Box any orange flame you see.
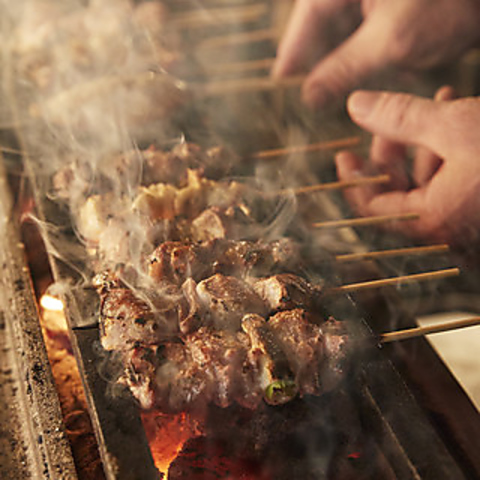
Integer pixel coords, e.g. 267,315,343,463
141,411,202,475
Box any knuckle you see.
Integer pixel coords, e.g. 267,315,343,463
388,36,413,65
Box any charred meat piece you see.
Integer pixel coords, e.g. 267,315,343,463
193,274,268,332
120,311,351,413
320,317,352,391
142,142,238,186
148,238,302,285
216,238,302,278
253,273,322,315
239,314,291,408
52,142,236,203
167,142,238,179
202,145,240,179
148,241,214,285
153,328,250,413
269,309,349,395
123,324,278,413
123,345,159,410
269,309,326,396
98,284,185,351
142,145,194,187
179,278,204,334
190,205,255,242
134,169,247,222
76,192,129,245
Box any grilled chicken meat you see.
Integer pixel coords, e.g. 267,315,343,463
253,273,322,315
148,238,302,285
53,143,238,202
193,274,268,332
190,205,255,242
96,273,186,350
120,313,350,413
99,268,324,346
133,168,246,222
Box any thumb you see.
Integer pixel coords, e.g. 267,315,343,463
347,90,445,151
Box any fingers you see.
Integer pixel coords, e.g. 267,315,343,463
369,135,410,191
335,150,379,214
347,90,446,153
336,150,434,239
412,85,456,185
272,0,354,78
301,15,389,106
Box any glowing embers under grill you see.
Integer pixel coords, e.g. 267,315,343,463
142,389,400,479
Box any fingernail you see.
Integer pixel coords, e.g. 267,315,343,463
347,91,379,120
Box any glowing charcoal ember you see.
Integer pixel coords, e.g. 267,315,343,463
168,436,270,480
141,410,199,476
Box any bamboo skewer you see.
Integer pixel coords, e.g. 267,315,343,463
284,174,390,196
335,244,450,263
250,136,362,160
312,213,419,230
0,145,26,156
242,175,390,199
207,58,276,76
199,28,277,49
171,4,268,28
328,267,460,295
198,74,305,97
380,316,480,343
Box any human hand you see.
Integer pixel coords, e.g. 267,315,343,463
272,0,480,107
335,87,480,247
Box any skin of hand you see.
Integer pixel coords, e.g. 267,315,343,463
335,88,480,248
272,0,480,107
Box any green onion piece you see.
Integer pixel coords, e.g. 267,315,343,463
264,379,297,405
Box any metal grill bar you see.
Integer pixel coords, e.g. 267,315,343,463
0,157,77,480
